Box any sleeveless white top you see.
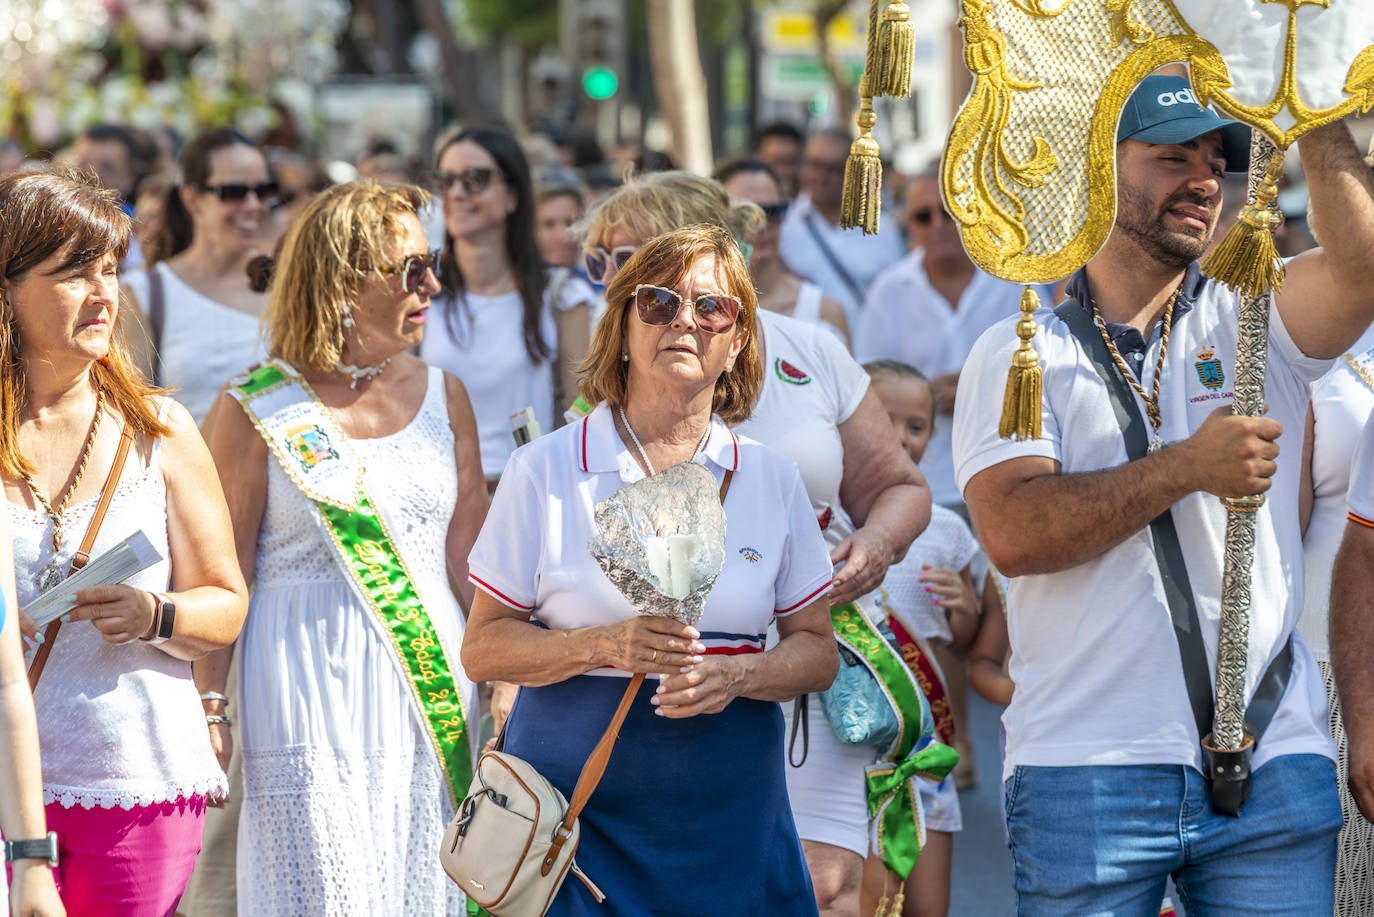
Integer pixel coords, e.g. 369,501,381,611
12,404,227,808
124,264,269,424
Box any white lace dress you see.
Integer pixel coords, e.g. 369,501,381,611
236,367,476,916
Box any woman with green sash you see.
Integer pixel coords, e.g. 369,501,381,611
199,180,489,915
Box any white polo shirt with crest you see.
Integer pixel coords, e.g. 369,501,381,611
468,402,834,675
953,264,1335,778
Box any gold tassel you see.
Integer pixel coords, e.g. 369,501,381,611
998,286,1043,441
888,890,906,917
841,87,883,235
874,895,890,917
874,0,915,98
1199,151,1286,298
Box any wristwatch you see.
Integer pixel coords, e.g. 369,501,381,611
140,593,176,645
4,831,58,868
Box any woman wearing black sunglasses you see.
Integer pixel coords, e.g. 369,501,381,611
122,128,276,424
716,160,851,349
421,127,592,488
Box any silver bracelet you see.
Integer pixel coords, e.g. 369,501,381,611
200,692,229,705
206,714,233,727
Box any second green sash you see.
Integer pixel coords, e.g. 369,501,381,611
831,600,959,881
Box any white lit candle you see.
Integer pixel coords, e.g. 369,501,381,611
646,537,671,594
668,534,698,599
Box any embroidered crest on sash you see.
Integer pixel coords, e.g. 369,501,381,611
288,422,339,471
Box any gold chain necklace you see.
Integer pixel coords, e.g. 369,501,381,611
1343,351,1374,395
23,389,105,593
1090,283,1181,454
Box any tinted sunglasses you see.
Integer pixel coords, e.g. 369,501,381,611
911,207,952,226
632,284,741,334
377,249,442,293
433,168,498,196
201,181,279,203
760,201,790,223
583,244,638,283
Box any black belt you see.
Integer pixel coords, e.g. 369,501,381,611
1054,299,1292,816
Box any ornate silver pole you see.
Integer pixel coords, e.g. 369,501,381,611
1204,130,1283,813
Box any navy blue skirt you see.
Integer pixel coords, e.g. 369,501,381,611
502,674,819,917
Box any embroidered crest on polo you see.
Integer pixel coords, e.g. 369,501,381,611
1194,346,1225,391
738,546,762,564
774,358,812,385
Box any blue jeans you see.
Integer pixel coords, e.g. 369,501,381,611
1004,755,1341,916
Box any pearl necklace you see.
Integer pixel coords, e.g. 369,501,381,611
335,357,392,389
617,405,711,476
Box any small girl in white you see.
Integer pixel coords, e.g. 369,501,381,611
861,359,979,917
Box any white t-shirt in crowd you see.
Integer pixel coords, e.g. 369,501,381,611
467,402,834,669
736,310,871,546
123,263,268,424
878,505,979,646
953,264,1335,780
1299,325,1374,662
778,192,905,324
854,250,1048,507
419,270,593,478
1348,408,1374,524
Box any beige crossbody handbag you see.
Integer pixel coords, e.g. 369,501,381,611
439,672,641,916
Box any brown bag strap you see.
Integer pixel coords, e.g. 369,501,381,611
540,467,734,874
28,424,136,691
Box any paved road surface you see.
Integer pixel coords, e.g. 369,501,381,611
948,693,1016,915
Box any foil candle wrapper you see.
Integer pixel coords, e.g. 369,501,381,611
588,462,727,625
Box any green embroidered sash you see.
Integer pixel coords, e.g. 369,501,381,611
231,361,473,807
831,600,959,881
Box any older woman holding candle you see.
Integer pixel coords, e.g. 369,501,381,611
462,224,838,916
573,171,930,917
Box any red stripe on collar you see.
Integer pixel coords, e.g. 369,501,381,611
580,415,590,472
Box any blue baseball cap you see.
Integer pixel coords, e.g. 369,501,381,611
1117,74,1251,172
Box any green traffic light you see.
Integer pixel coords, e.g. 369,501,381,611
582,65,619,100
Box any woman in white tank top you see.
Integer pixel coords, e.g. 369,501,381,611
717,160,851,348
3,165,248,916
420,128,592,485
122,128,275,423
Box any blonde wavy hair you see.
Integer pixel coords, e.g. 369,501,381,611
266,180,430,372
579,171,763,251
0,165,167,479
581,224,762,425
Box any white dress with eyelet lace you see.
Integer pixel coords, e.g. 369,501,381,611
236,366,476,917
11,409,228,810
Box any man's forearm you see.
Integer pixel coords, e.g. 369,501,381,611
1331,523,1374,740
971,447,1193,577
1303,122,1374,290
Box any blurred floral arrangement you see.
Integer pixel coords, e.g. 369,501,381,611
0,0,348,147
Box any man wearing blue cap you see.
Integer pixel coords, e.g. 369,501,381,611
952,71,1374,913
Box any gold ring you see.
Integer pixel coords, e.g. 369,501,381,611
650,649,658,663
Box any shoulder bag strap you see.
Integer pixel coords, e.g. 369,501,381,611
541,466,735,874
28,424,137,691
800,213,865,308
1053,300,1292,745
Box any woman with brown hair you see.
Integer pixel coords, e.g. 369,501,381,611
462,224,838,915
2,165,247,914
123,128,275,422
199,179,488,915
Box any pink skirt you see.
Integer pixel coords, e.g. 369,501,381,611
41,797,206,917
